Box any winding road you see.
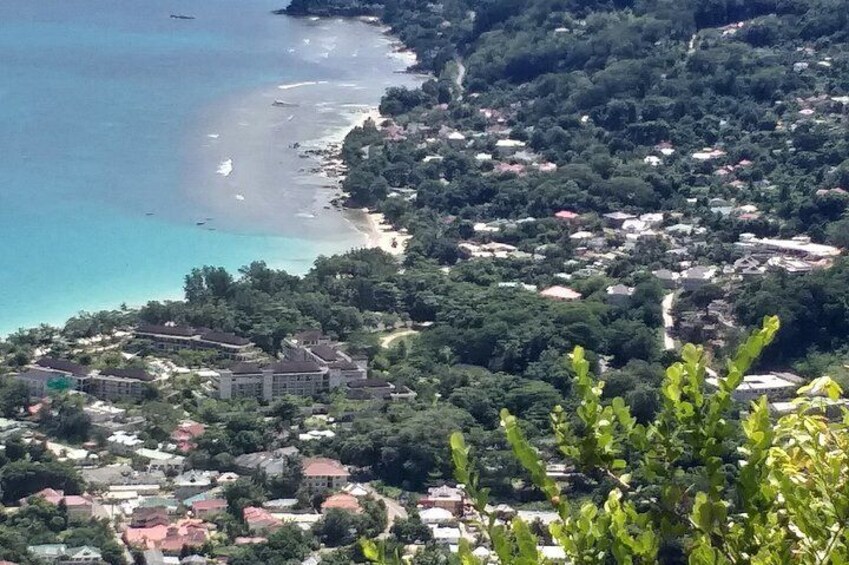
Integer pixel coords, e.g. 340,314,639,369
662,292,677,351
454,58,466,100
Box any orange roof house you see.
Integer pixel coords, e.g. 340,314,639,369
321,493,362,514
124,519,211,554
302,457,349,493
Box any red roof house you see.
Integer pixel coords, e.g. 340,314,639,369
124,519,211,554
554,210,579,221
243,506,282,534
191,498,227,518
170,420,206,452
22,488,93,520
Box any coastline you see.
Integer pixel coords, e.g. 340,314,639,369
306,21,422,258
0,8,422,336
314,105,414,257
179,17,422,251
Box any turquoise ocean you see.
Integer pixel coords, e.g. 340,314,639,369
0,0,418,333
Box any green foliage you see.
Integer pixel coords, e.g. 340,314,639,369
224,478,266,515
735,259,849,363
390,512,433,544
0,502,126,565
0,378,29,417
313,508,359,547
230,523,314,565
366,316,849,563
0,458,84,504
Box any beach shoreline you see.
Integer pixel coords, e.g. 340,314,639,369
300,21,423,258
308,104,415,257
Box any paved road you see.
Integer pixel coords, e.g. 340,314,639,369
366,486,408,535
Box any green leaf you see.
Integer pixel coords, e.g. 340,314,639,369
360,539,381,563
457,539,482,565
798,376,843,400
512,517,540,565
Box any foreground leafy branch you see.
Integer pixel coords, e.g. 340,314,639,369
364,316,849,563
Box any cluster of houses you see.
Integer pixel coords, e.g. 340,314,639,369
14,445,358,563
134,326,264,362
394,484,569,563
446,196,843,348
0,324,435,564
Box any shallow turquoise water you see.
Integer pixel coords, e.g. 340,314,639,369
0,0,409,332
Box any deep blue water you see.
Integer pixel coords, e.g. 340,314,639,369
0,0,411,333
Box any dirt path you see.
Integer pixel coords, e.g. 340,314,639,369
380,329,418,349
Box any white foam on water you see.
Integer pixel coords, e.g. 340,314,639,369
217,158,233,177
278,80,328,90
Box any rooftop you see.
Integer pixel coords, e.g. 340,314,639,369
200,332,251,346
136,325,197,337
707,373,801,392
321,493,362,513
34,357,90,376
310,344,341,362
303,457,348,478
539,286,582,301
100,367,155,382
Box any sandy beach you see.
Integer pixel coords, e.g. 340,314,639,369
312,105,413,257
345,208,411,256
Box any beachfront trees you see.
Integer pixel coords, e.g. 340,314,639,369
364,316,849,563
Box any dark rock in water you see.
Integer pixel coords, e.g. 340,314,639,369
170,14,196,20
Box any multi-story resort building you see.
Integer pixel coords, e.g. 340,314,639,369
134,325,262,361
214,360,329,401
89,368,154,401
13,358,154,402
214,333,367,401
